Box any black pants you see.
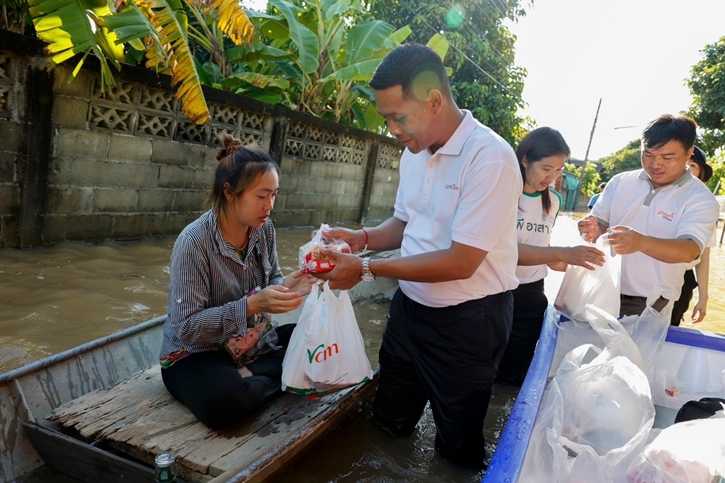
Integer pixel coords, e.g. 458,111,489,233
670,269,698,326
161,324,295,429
619,295,670,317
371,288,513,469
496,279,548,386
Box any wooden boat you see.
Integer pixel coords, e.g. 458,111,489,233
483,306,725,483
1,276,398,483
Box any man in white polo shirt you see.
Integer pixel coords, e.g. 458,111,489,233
578,114,719,316
316,43,522,469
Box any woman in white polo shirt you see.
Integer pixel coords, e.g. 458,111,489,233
497,127,605,385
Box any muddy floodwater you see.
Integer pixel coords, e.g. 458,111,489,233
4,216,725,483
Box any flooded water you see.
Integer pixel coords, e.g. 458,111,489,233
5,215,725,483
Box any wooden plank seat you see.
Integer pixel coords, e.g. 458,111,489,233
45,365,377,482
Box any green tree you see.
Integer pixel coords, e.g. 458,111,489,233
564,162,600,197
706,152,725,194
367,0,528,144
598,139,641,180
685,36,725,156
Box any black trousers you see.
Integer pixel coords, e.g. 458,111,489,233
670,269,698,326
161,324,295,429
371,288,513,469
496,279,548,386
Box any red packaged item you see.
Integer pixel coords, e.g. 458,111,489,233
299,223,352,274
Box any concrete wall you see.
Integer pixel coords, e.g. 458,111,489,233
0,31,402,248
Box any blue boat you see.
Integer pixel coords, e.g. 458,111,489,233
484,306,725,483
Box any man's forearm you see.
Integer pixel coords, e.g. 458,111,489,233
369,242,488,283
639,237,700,264
365,216,406,251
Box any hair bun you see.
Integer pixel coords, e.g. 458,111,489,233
216,134,244,161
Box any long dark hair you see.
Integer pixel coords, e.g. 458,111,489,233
205,135,280,216
516,127,570,214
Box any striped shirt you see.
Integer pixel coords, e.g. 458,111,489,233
159,209,284,363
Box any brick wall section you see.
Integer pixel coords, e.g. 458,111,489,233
0,50,25,247
0,32,403,247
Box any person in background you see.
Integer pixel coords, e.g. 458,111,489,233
496,127,605,385
159,137,316,429
314,43,522,469
670,146,714,325
588,181,607,209
578,114,720,316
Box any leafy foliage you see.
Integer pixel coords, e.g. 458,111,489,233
685,36,725,156
565,162,601,197
26,0,256,123
367,0,529,144
598,139,642,180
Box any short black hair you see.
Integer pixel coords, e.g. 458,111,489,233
642,114,697,151
370,43,450,98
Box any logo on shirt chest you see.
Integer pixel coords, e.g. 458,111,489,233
444,183,460,191
657,210,675,222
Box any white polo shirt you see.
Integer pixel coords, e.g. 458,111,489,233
590,169,719,299
393,110,522,307
515,189,562,284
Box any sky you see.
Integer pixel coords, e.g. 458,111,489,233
242,0,725,160
507,0,725,160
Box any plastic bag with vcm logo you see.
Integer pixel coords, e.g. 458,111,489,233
281,281,373,398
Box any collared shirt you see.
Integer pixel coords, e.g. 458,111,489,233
515,189,562,284
591,169,719,298
394,110,522,307
159,209,284,361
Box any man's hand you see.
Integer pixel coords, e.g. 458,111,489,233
247,285,305,315
578,215,601,243
312,250,363,290
321,227,366,253
607,226,645,255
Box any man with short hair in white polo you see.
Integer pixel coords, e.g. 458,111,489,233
578,114,720,316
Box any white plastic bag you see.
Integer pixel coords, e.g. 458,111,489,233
281,282,373,397
626,415,725,483
521,305,656,483
554,236,621,320
298,223,351,274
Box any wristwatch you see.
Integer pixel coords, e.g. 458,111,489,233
361,257,376,282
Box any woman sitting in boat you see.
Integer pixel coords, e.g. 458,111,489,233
159,136,316,429
496,127,606,386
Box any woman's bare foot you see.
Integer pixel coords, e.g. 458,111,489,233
237,366,253,378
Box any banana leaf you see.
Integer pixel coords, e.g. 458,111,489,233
268,0,318,74
190,0,254,46
28,0,124,86
345,20,393,66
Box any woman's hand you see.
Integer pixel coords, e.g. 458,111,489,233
691,299,707,323
563,245,606,270
247,285,305,315
282,270,317,296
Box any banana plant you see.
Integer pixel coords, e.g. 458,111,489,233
26,0,256,124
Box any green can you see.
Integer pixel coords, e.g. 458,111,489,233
154,451,177,482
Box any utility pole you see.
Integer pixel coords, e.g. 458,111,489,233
573,98,602,211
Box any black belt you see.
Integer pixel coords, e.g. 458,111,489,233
620,294,645,300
